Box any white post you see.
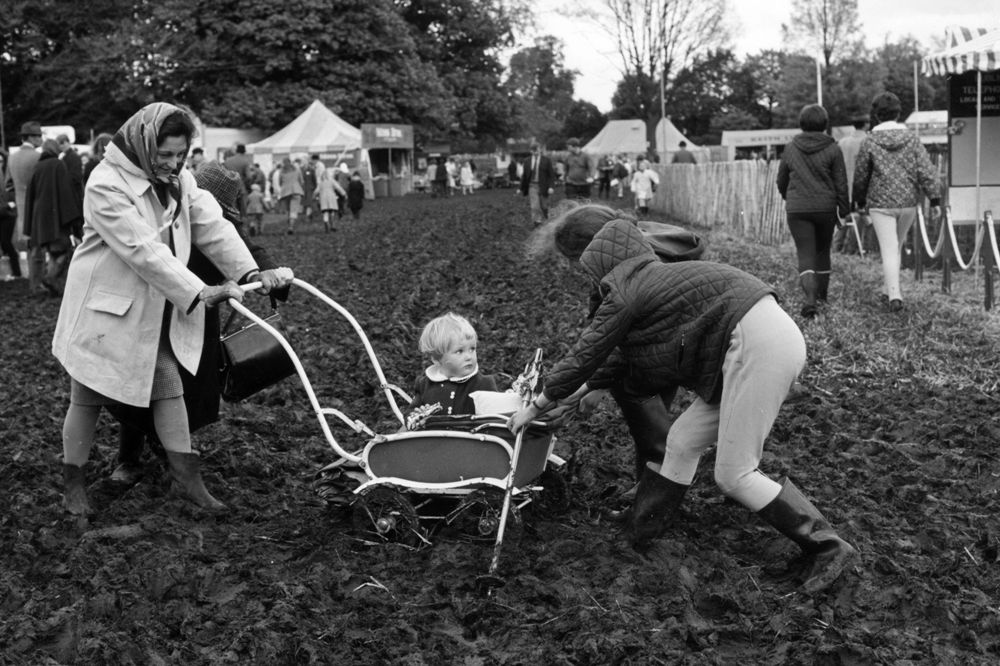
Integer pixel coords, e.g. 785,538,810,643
816,56,823,105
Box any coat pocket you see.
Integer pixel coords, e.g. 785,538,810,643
85,290,134,317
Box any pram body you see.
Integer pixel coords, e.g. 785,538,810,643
228,279,566,551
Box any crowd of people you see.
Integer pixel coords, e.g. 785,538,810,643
0,89,943,598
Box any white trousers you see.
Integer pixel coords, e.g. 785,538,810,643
658,296,806,511
868,207,916,301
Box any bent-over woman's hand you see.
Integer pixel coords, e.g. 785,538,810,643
506,404,538,433
200,281,243,307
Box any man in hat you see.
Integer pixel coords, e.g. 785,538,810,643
56,134,84,207
563,137,595,199
519,140,555,225
7,121,45,290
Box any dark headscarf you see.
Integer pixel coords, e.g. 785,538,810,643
111,102,187,210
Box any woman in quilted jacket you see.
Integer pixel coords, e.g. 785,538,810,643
776,104,850,318
509,219,856,594
853,92,941,311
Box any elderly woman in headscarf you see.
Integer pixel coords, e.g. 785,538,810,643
52,103,289,515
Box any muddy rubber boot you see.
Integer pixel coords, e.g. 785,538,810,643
816,273,830,303
627,462,688,547
612,388,675,482
165,451,226,511
111,423,145,485
757,478,857,594
63,464,93,515
799,272,818,318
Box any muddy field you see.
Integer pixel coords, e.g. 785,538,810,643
2,188,999,665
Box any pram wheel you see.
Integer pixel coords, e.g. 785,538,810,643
446,489,522,543
351,486,427,547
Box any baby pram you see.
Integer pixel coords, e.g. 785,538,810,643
229,278,567,580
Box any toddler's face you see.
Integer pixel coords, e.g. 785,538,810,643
436,337,478,378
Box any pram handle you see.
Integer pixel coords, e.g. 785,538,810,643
225,277,412,463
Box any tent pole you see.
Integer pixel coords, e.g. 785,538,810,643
976,70,982,225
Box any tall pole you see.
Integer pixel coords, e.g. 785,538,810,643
660,61,666,160
816,56,823,105
913,60,919,112
0,66,6,150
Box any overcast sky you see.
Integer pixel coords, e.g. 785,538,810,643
529,0,1000,111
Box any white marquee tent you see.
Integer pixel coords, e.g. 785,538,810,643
581,119,649,156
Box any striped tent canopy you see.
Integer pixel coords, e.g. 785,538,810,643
923,25,1000,76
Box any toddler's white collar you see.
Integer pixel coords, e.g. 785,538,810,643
425,364,479,383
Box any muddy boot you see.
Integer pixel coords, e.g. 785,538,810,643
627,462,688,547
111,423,145,485
757,478,857,594
63,463,93,515
816,273,830,304
799,272,818,318
165,451,226,511
613,388,674,482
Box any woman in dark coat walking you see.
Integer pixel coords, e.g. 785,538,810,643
776,104,850,317
23,139,83,295
509,219,856,594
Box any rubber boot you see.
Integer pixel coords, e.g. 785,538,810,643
627,462,689,547
63,464,93,515
756,478,857,594
165,451,226,511
612,388,675,481
799,272,818,318
816,273,830,303
111,423,145,485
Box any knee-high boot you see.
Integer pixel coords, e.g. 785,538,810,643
799,272,818,318
756,478,857,593
112,423,146,484
612,388,675,481
165,451,226,511
627,462,689,547
63,463,93,515
816,273,830,303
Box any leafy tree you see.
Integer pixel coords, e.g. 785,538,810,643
667,49,738,143
781,0,863,68
562,100,607,145
504,36,577,145
576,0,727,141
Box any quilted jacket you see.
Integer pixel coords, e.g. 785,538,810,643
852,121,941,209
543,220,776,404
776,132,850,216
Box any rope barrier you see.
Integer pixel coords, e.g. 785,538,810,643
945,209,984,271
985,211,1000,269
915,205,947,259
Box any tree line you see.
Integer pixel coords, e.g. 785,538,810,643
1,0,948,153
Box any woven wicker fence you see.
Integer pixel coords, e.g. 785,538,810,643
651,161,789,246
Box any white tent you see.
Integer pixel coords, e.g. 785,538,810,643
654,117,709,163
922,25,1000,221
248,99,361,158
581,119,649,156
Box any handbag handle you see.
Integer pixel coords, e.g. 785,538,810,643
222,301,279,337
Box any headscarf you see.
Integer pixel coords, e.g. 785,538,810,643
111,102,188,209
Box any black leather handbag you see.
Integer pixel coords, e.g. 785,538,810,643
219,308,295,402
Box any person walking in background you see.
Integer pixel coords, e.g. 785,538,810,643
630,158,659,216
23,139,84,296
459,160,475,195
223,143,252,192
347,171,365,220
56,134,84,208
612,155,631,199
597,155,615,199
0,151,22,280
433,157,448,198
301,155,318,224
672,141,697,165
563,138,595,198
278,157,304,235
519,140,555,226
187,147,206,175
246,183,266,236
776,104,850,318
853,92,941,312
8,121,44,291
832,116,872,254
315,166,347,231
83,133,113,184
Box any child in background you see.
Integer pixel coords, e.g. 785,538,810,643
347,172,365,221
409,313,498,418
246,183,265,236
630,158,659,216
459,160,475,195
